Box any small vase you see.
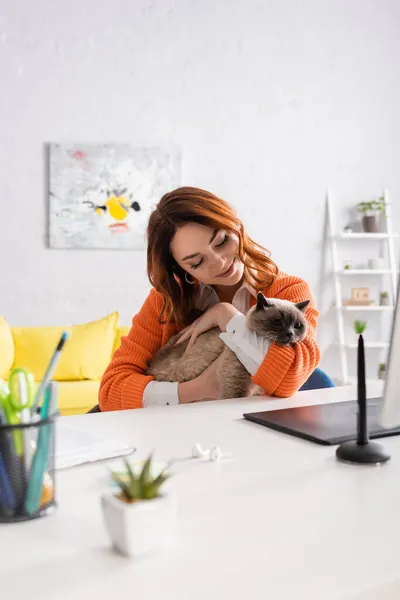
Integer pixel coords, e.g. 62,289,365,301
101,493,176,558
380,295,389,306
362,215,380,233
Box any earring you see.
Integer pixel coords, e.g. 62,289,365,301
185,272,195,285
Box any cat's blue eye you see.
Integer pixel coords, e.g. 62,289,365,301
190,258,204,270
294,322,302,329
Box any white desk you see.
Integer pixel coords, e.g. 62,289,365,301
2,383,400,600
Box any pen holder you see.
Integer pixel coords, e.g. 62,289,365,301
0,416,56,523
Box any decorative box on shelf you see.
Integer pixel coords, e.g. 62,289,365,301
343,288,372,307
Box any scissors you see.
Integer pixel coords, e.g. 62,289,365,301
0,368,35,457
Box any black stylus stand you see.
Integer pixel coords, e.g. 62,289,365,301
336,334,391,465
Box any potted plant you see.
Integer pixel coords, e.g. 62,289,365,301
378,363,386,380
101,455,176,558
356,197,386,233
380,291,389,306
354,320,367,335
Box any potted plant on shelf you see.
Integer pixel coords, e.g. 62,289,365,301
101,455,176,558
354,320,367,335
378,363,386,380
356,197,386,233
380,291,390,306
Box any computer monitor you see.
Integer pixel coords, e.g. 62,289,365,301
379,275,400,428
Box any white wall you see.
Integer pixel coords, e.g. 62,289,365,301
1,0,399,381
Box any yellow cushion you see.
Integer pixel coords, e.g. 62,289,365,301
12,312,118,382
32,380,100,416
0,317,15,378
57,380,100,416
113,325,130,353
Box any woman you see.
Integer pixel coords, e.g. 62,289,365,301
99,187,320,411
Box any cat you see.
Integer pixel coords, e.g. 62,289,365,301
146,293,310,400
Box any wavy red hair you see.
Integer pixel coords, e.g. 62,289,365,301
147,187,279,326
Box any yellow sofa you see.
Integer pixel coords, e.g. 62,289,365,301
0,314,130,416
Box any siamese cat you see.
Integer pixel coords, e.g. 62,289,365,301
146,293,310,399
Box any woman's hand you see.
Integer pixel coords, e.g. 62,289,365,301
178,355,224,403
175,303,240,351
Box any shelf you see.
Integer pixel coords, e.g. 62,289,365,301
336,305,394,311
338,269,393,275
327,189,398,385
336,342,390,349
333,233,398,240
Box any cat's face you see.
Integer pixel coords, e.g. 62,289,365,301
246,293,310,346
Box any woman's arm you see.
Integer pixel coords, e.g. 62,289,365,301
251,275,320,397
143,378,218,406
99,289,166,411
99,289,220,411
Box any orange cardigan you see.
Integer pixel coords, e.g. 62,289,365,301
99,271,321,411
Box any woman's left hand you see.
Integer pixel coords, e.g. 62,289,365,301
175,303,240,351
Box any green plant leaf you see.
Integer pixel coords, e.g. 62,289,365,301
123,458,141,500
151,471,169,489
113,454,170,501
142,473,169,499
113,474,132,501
139,454,153,493
141,483,158,500
354,320,367,334
124,458,136,482
356,198,386,215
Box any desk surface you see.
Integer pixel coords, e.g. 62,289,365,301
2,383,400,600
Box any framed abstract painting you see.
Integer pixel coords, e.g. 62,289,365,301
49,144,181,249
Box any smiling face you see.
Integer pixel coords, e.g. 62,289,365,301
170,222,244,287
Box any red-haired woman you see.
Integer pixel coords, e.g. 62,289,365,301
99,187,320,411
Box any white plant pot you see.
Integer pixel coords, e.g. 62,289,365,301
101,492,176,558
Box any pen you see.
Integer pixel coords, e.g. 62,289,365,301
0,414,16,516
32,331,69,413
48,381,58,417
24,385,55,516
0,451,16,517
0,420,24,508
0,381,9,423
17,372,33,475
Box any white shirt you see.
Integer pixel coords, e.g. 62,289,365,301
142,282,271,407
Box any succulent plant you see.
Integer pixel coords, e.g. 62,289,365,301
354,320,367,334
112,455,170,503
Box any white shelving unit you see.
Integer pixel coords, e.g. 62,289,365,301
335,342,390,349
338,269,393,275
334,233,398,240
327,188,399,384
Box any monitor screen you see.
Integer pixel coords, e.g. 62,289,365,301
380,275,400,428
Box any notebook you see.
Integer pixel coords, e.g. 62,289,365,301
53,422,135,470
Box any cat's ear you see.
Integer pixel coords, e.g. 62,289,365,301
295,300,310,312
256,292,273,309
